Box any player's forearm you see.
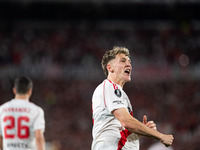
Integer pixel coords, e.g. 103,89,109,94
36,140,45,150
114,108,163,140
35,129,45,150
36,137,45,150
0,136,3,150
36,144,45,150
123,117,162,140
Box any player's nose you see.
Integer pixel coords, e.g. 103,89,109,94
126,61,131,67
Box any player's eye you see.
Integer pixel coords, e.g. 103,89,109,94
121,59,126,62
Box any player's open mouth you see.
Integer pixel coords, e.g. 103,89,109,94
124,69,130,75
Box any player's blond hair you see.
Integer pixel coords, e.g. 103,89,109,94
101,46,130,77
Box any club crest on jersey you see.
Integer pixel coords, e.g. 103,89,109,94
114,89,122,97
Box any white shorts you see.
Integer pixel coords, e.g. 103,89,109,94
92,141,117,150
92,134,139,150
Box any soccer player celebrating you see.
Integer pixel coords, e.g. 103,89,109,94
0,76,45,150
92,47,174,150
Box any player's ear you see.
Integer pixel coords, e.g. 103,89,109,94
13,87,16,95
28,88,32,96
107,64,114,73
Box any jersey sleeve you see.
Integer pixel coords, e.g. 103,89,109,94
33,107,45,132
104,81,126,112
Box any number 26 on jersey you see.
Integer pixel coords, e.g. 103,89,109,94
3,116,30,139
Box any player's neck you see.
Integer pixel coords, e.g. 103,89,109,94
15,94,30,101
107,75,125,89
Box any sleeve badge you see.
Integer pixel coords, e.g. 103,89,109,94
114,89,122,97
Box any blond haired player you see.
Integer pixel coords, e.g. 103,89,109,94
0,76,45,150
92,47,174,150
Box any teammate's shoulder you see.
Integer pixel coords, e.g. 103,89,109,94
29,102,44,111
0,100,12,107
0,101,13,113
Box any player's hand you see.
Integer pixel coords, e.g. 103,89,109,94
143,115,157,130
160,134,174,147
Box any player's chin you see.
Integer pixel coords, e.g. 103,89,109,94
123,74,131,82
125,77,131,82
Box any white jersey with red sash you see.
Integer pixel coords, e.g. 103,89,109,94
92,79,139,150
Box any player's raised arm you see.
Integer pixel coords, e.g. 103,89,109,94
113,108,174,147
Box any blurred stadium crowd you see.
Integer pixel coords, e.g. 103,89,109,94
0,20,200,150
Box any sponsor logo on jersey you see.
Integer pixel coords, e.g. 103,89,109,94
7,142,29,148
113,100,124,105
114,89,122,97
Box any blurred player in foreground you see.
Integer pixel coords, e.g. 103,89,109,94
91,47,174,150
0,76,45,150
